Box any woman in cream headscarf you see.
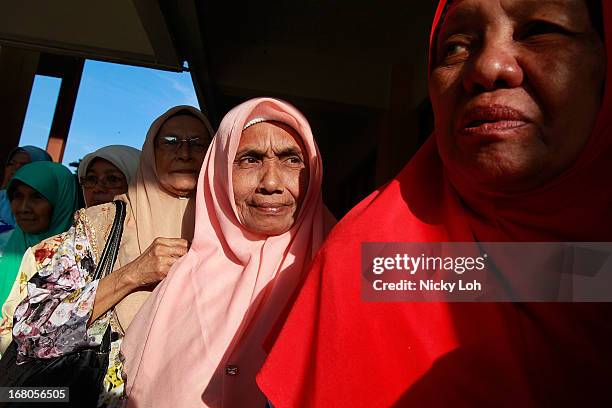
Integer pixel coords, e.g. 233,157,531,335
77,145,141,207
11,106,214,407
122,97,334,408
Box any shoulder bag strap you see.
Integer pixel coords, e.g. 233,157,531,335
93,200,126,281
92,200,126,352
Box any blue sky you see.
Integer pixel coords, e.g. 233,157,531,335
19,60,199,168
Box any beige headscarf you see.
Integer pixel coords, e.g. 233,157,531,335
77,145,141,184
114,105,214,330
77,145,141,207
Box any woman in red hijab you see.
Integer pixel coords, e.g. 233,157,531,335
257,0,612,406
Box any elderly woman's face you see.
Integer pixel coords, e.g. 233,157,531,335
10,182,53,234
429,0,605,191
233,122,309,236
81,158,128,207
155,114,211,197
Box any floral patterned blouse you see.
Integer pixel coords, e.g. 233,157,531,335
11,204,126,408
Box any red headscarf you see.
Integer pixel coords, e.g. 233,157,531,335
257,1,612,407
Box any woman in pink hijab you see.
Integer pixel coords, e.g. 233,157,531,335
122,97,332,407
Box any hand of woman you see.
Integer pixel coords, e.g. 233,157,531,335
90,237,189,324
121,237,189,287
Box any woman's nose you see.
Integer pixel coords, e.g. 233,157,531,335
17,198,32,213
92,182,107,194
258,161,283,194
176,140,193,160
463,36,524,94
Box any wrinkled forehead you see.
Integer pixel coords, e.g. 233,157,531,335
243,101,303,133
240,105,310,148
243,118,300,137
239,120,307,153
157,113,212,138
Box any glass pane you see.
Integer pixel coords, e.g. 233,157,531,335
19,75,61,150
63,60,199,168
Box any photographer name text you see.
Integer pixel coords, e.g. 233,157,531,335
372,279,482,292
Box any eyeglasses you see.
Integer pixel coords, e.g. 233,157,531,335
80,175,126,189
156,135,208,153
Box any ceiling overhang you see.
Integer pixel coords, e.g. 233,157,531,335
0,0,183,71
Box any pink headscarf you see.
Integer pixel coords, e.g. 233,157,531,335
122,97,328,407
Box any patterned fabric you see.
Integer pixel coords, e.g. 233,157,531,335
0,247,32,354
12,207,125,408
0,162,79,307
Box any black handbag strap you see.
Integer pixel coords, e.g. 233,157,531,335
93,200,126,281
92,200,126,353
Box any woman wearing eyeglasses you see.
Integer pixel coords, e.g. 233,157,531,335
6,106,214,407
78,145,141,207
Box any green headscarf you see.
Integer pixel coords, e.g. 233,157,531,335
0,162,79,305
1,146,53,227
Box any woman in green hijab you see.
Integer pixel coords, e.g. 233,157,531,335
0,146,53,252
0,161,79,306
